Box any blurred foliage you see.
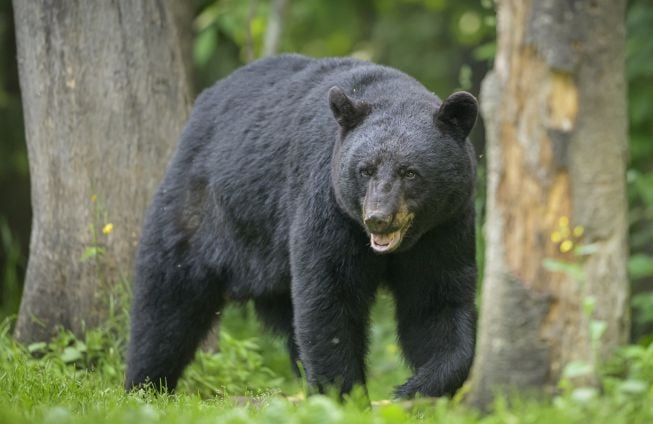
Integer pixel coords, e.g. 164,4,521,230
191,0,495,101
0,0,28,320
0,217,23,317
626,0,653,341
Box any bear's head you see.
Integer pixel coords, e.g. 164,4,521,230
329,86,478,254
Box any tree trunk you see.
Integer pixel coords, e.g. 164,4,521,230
468,0,629,408
263,0,288,57
166,0,195,94
13,0,191,343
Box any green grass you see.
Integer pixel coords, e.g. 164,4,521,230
2,293,653,423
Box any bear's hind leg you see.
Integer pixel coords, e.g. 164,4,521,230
125,260,224,392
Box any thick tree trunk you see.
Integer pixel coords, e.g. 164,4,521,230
166,0,195,93
468,0,629,408
13,0,191,343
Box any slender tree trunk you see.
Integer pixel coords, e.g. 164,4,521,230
244,0,260,63
468,0,629,408
263,0,288,57
13,0,191,343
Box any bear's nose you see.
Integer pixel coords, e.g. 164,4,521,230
364,213,394,233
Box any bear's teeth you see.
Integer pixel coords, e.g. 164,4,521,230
380,234,393,244
371,231,401,251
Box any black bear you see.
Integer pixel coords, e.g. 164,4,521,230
125,54,478,398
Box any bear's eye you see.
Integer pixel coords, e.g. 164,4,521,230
404,169,417,180
360,167,375,177
401,169,417,179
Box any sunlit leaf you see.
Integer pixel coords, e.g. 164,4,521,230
562,360,593,378
571,387,598,402
618,379,648,394
28,342,47,353
60,347,82,363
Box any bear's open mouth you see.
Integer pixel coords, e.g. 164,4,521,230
369,223,411,253
370,231,402,253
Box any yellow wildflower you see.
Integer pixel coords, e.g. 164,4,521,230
91,194,97,202
560,226,570,238
558,216,569,227
573,226,584,238
550,231,562,243
102,223,113,235
560,239,574,253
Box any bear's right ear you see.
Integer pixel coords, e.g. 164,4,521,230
329,86,370,130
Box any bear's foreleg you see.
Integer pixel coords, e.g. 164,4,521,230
393,298,476,398
290,252,378,397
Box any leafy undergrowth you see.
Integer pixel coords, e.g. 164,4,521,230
2,294,653,423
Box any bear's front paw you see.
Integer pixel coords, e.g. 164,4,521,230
393,379,420,399
393,375,453,399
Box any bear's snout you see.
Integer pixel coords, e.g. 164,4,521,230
364,212,394,233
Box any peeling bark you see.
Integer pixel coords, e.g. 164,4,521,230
468,0,628,409
13,0,191,343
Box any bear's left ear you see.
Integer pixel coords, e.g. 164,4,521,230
329,86,371,130
435,91,478,139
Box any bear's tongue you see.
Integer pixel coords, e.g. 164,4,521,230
370,231,401,253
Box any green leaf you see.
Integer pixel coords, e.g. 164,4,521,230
193,2,221,32
379,404,408,422
590,320,607,343
574,243,599,256
27,342,47,353
618,379,648,394
543,258,585,281
632,292,653,329
194,27,218,66
80,246,105,261
60,347,82,363
74,340,87,353
563,360,593,378
472,41,496,60
571,387,598,402
102,364,117,377
583,296,597,316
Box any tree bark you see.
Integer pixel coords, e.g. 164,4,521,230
166,0,195,94
468,0,629,408
13,0,191,343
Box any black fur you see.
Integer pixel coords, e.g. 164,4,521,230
125,54,478,398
